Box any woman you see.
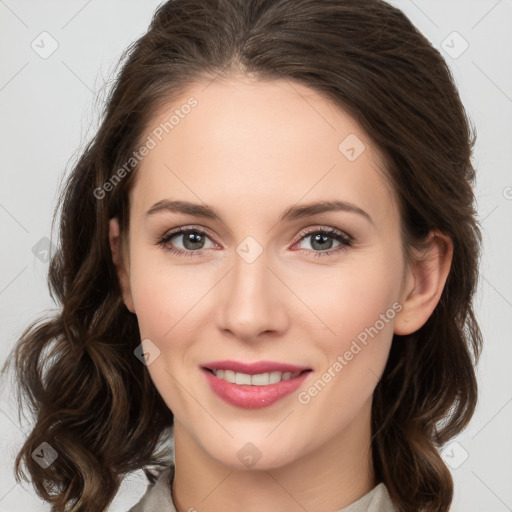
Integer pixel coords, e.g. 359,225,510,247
4,0,482,511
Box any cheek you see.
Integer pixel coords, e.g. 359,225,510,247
128,261,200,411
292,253,402,411
128,251,208,340
296,266,399,431
293,256,401,347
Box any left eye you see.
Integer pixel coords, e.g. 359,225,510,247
293,228,352,257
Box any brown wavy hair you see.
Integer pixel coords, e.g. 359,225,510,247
3,0,482,510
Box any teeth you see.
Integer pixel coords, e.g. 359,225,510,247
212,369,302,385
235,372,251,385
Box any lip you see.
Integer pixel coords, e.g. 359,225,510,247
201,364,313,409
201,360,311,375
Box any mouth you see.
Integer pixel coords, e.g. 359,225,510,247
200,360,313,409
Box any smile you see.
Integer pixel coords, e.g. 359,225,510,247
201,362,313,409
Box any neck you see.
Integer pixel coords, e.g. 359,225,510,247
171,397,376,512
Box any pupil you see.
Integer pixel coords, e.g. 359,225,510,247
185,232,203,250
312,233,332,250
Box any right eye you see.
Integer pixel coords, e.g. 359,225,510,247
156,226,217,257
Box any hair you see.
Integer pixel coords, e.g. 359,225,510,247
2,0,482,511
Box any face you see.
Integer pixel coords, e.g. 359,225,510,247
112,74,413,471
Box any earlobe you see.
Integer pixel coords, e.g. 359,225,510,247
394,230,453,336
109,217,136,314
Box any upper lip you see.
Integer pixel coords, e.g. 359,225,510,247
201,360,312,375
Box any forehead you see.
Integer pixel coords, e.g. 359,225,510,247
130,75,397,227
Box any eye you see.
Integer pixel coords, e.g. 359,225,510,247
292,227,352,258
156,225,353,259
156,226,216,257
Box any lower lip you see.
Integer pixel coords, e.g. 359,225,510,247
202,368,311,409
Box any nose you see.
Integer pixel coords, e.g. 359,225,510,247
216,249,289,342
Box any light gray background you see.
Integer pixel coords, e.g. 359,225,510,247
1,1,511,511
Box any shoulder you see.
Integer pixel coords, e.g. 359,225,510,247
127,464,176,512
367,483,398,512
353,483,456,512
338,482,397,512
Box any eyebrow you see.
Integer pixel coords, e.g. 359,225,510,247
145,199,373,225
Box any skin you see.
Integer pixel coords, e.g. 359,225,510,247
109,73,453,512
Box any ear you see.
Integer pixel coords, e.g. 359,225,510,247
109,217,135,313
394,230,453,335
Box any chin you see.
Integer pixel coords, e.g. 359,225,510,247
197,434,298,471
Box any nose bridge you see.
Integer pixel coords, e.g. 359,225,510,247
217,242,287,339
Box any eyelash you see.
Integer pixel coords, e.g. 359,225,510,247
156,225,353,259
